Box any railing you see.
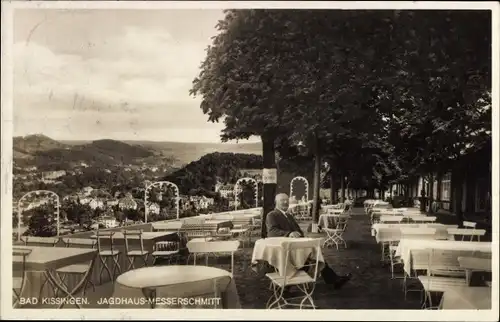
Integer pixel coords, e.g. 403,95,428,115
13,208,265,302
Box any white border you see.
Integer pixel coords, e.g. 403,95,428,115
1,1,499,320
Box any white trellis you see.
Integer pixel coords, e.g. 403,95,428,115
144,181,180,223
234,177,258,210
17,190,60,241
290,176,309,202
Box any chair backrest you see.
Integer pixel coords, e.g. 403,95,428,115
463,221,477,229
447,228,486,242
426,248,464,278
182,218,211,240
322,215,337,229
154,240,180,252
123,229,144,253
409,248,431,271
62,238,96,248
334,215,349,231
281,238,322,284
95,230,116,252
21,236,59,247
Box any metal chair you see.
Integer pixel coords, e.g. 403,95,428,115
151,241,180,266
56,238,97,297
323,215,349,249
265,238,322,309
182,218,214,242
123,230,150,270
447,228,486,242
403,248,429,300
418,248,467,309
12,248,32,308
95,230,121,284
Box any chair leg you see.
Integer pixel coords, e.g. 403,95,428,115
112,255,122,279
99,256,112,284
127,256,135,271
142,254,149,267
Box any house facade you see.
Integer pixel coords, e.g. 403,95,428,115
393,144,492,222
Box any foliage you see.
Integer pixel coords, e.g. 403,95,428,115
163,152,262,194
24,205,57,237
372,10,492,181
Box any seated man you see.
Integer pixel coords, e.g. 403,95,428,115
266,193,352,289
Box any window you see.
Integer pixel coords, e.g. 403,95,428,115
441,173,451,201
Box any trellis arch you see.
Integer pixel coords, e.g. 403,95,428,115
17,190,60,241
144,181,180,222
290,176,309,202
234,177,258,210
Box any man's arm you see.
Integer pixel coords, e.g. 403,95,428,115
288,213,305,237
266,212,292,237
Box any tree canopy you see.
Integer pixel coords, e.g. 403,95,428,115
192,9,492,223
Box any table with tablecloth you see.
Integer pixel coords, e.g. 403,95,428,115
13,245,97,308
107,265,241,308
394,239,492,275
251,237,325,278
318,214,350,229
372,223,458,243
441,286,491,309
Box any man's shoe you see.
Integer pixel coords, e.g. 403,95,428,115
333,273,352,289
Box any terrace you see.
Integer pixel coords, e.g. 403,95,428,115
11,203,492,310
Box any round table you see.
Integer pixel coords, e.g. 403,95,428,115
110,265,241,308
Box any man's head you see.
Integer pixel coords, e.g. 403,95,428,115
275,193,289,212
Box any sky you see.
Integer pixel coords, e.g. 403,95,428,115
12,9,259,143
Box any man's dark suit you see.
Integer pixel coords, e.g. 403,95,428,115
266,208,304,237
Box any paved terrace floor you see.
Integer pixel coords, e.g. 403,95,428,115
57,207,422,309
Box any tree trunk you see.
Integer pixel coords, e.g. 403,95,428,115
427,173,434,213
340,172,345,203
312,142,322,223
451,167,464,225
261,134,276,238
329,170,336,204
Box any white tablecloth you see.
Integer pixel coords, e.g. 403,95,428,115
251,237,325,278
441,286,491,309
395,239,492,274
318,214,349,228
372,224,457,243
109,265,241,308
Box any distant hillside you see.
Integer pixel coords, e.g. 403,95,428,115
13,135,154,170
163,152,263,195
125,140,262,166
13,135,262,170
13,134,67,157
